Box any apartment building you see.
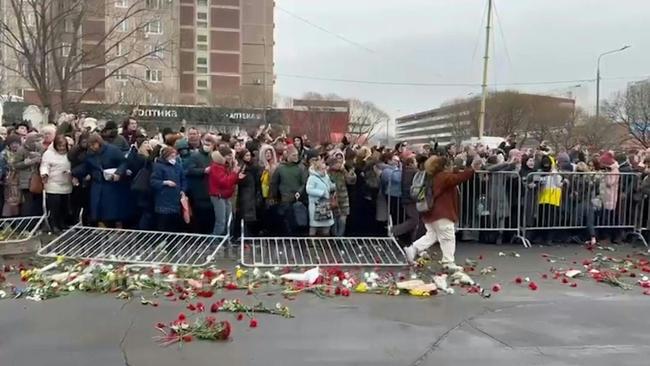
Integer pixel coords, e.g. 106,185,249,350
0,0,274,110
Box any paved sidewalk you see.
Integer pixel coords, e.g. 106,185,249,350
1,243,650,366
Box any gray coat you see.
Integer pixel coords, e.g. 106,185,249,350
12,143,43,190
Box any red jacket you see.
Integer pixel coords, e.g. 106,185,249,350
208,162,239,198
421,169,474,224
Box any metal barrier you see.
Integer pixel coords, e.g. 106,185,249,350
239,220,408,267
521,172,647,247
38,214,232,266
0,194,49,256
458,170,528,246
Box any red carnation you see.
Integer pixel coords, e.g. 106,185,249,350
205,316,216,327
155,322,166,329
479,255,484,260
225,283,238,290
165,291,174,297
179,293,187,301
514,277,523,284
152,302,159,307
541,274,548,279
249,318,258,328
528,282,538,291
210,302,220,313
219,321,232,340
341,288,350,297
182,334,193,342
197,290,214,298
203,269,216,279
236,313,244,321
569,283,577,288
161,265,172,275
177,313,186,321
187,303,196,311
334,287,341,295
630,273,637,278
491,284,501,292
196,302,205,312
562,278,569,284
3,265,11,272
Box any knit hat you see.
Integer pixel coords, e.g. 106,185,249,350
103,120,118,131
305,148,320,162
160,146,176,160
599,151,616,167
218,146,233,157
174,138,189,150
5,134,21,147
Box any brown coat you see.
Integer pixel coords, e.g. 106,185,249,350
421,169,474,224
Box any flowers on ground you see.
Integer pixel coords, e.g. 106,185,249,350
154,313,231,347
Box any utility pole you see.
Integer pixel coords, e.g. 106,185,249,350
478,0,492,139
595,45,630,120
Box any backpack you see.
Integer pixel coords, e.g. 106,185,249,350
410,171,434,213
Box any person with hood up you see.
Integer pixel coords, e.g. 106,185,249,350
101,120,130,152
327,152,356,237
40,135,73,232
306,156,335,236
403,155,481,271
557,152,574,173
184,135,217,234
73,133,128,227
259,144,278,202
598,151,622,242
236,148,262,235
2,135,23,216
12,132,44,216
174,138,191,167
209,146,243,236
150,146,187,232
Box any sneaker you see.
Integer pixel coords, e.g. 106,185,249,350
442,262,464,273
404,246,417,263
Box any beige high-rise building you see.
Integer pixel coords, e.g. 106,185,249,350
0,0,274,110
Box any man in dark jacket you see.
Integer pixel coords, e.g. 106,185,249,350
270,145,306,235
184,135,215,233
391,155,426,244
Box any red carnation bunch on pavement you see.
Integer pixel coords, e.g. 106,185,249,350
528,282,538,291
491,284,501,293
154,313,231,347
514,277,523,284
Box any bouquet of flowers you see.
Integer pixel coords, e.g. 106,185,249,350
154,313,231,346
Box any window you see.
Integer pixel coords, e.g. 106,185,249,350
197,79,208,89
145,0,160,9
61,42,71,57
118,20,128,32
146,20,162,34
197,57,207,65
116,42,123,56
146,44,164,59
64,19,75,33
115,70,128,81
197,12,208,28
145,69,162,82
197,0,208,6
197,34,208,51
115,0,128,8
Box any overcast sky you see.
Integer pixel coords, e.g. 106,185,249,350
274,0,649,119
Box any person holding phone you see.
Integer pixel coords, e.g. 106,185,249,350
209,146,244,235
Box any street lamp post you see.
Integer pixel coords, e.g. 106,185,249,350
596,45,630,120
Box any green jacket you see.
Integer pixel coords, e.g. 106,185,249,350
329,167,357,217
270,161,306,203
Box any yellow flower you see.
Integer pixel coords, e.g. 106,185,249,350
236,268,248,279
56,255,65,264
409,289,431,297
355,282,368,293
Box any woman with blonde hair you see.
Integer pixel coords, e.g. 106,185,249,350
404,155,480,272
306,156,335,236
258,144,278,201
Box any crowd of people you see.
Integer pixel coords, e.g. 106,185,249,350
1,116,649,269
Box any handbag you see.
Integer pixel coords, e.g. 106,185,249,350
131,164,152,193
29,171,43,194
180,195,192,224
292,201,309,227
314,199,333,221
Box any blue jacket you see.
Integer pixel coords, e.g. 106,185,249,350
151,159,187,214
381,165,402,198
306,168,335,227
73,143,129,222
184,150,212,209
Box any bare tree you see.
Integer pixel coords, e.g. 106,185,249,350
347,99,390,144
0,0,171,120
604,82,650,148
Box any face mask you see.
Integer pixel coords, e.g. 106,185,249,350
168,158,176,165
202,145,211,153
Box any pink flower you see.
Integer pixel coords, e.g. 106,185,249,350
177,313,186,321
491,284,501,292
249,318,258,328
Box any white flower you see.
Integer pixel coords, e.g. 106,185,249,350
332,276,340,283
153,268,162,274
264,271,276,280
139,274,150,281
498,252,506,257
642,276,649,282
50,281,59,288
68,285,76,291
253,268,261,279
342,279,349,287
524,277,530,283
0,290,6,298
410,273,418,280
363,272,370,279
276,302,282,310
445,288,455,295
181,322,189,330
